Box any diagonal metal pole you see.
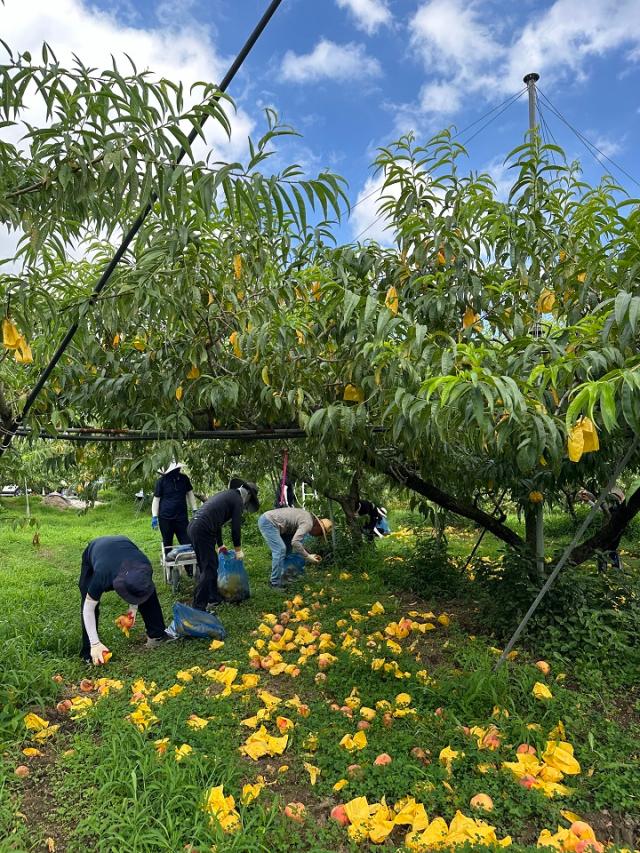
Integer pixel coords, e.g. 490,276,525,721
494,436,639,670
1,0,285,459
462,490,507,574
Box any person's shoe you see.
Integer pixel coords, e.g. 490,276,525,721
269,581,287,590
145,630,179,648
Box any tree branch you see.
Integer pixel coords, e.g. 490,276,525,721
364,449,525,550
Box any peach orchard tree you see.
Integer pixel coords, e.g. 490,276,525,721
3,42,640,570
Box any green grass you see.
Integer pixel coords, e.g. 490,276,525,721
0,497,638,852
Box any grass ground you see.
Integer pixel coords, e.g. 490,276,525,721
0,496,638,852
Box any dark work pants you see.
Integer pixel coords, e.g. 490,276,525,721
159,516,190,549
188,519,221,610
79,550,166,660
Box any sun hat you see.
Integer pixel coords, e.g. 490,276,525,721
113,560,155,605
311,515,333,540
229,477,260,512
163,461,183,475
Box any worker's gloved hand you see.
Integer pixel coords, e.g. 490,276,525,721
151,516,159,530
235,549,244,560
90,642,111,665
308,554,322,564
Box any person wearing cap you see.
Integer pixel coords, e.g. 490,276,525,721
356,500,387,540
577,486,626,570
189,478,260,611
257,507,333,589
151,462,198,548
79,535,171,665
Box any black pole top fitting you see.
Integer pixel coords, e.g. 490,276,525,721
523,73,540,84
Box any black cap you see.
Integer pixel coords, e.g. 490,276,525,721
113,560,155,605
229,477,260,512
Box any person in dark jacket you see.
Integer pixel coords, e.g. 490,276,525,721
79,535,171,664
577,486,626,570
189,478,259,610
151,461,197,548
357,500,387,540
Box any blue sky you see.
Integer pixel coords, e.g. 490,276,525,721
3,0,640,243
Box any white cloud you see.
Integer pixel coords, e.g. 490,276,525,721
0,0,254,163
407,0,640,124
281,39,382,83
411,0,500,73
419,80,462,116
335,0,392,35
349,173,396,244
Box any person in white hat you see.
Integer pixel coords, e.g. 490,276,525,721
356,500,387,540
151,462,197,549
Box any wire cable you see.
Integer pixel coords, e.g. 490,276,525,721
458,88,527,147
537,87,640,191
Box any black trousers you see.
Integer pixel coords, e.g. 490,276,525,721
79,553,166,660
159,516,190,549
188,519,221,610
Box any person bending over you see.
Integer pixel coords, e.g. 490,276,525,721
258,506,332,589
188,478,259,610
79,535,171,664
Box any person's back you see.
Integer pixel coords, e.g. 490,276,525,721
85,535,149,577
193,489,243,531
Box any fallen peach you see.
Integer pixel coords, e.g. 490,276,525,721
535,660,551,676
347,764,363,778
356,720,370,731
56,699,72,714
79,679,94,693
14,765,30,778
434,707,444,717
52,674,64,684
374,753,392,766
517,744,536,755
382,713,393,728
519,774,536,790
330,805,350,827
284,802,306,823
470,794,494,812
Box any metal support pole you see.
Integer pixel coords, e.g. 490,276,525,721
535,501,545,578
495,436,639,670
523,72,540,134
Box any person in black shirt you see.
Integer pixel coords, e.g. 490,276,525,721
577,486,626,570
79,535,170,664
189,478,259,610
152,462,197,548
357,500,386,540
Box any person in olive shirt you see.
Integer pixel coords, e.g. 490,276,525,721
258,507,333,588
151,461,198,548
79,535,171,664
188,478,260,611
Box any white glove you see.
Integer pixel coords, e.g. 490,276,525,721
90,642,110,665
235,549,244,560
307,554,322,564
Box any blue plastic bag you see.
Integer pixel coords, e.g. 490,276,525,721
170,601,226,640
217,549,251,603
375,517,391,536
282,553,305,579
